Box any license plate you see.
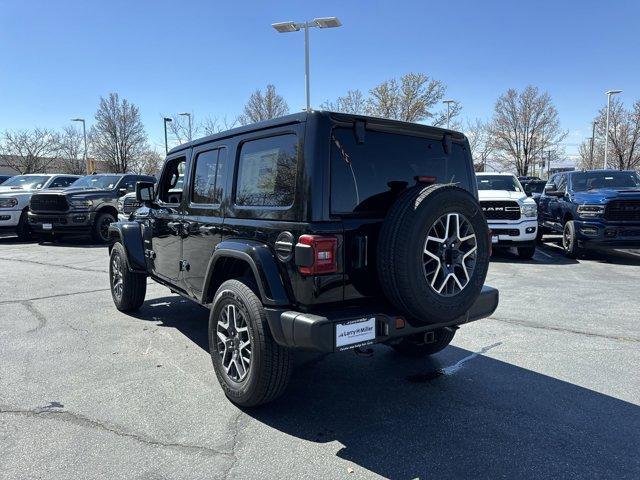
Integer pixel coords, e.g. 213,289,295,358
336,317,376,350
43,223,53,230
492,235,498,244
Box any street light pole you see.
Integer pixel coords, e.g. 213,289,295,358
604,89,622,170
163,117,172,155
178,112,192,142
443,99,455,129
590,120,596,167
71,118,88,174
272,17,342,112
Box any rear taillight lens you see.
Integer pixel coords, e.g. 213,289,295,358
296,235,338,275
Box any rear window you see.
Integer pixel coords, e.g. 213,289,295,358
330,128,472,215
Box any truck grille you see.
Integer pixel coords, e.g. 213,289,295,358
605,200,640,222
30,194,69,212
122,198,142,214
481,201,521,220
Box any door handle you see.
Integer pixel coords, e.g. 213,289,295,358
199,225,220,235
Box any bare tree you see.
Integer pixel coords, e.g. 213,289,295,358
0,128,60,173
90,93,148,173
465,119,494,171
239,85,289,125
488,86,567,176
202,116,240,135
577,138,601,170
593,98,640,170
320,90,367,114
322,73,460,126
56,125,87,174
129,149,164,176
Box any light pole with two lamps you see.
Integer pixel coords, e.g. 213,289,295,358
272,17,342,112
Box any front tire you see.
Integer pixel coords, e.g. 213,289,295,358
391,328,456,357
109,242,147,311
517,245,536,259
562,220,582,258
92,212,116,243
16,210,34,241
209,279,291,407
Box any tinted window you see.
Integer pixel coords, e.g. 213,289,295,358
330,128,472,215
235,134,298,207
119,176,137,192
192,148,226,204
570,171,640,191
557,174,567,191
158,157,186,204
49,176,78,188
72,175,121,190
477,175,523,192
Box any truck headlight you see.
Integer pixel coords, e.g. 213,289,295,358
577,204,605,217
521,204,537,218
0,197,18,208
69,199,93,210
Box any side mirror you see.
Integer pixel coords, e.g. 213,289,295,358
544,185,564,197
136,181,155,203
118,188,127,196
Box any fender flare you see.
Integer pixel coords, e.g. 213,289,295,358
107,222,147,273
202,239,289,306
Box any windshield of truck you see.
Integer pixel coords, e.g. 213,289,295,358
330,128,473,215
477,175,523,192
571,171,640,191
1,175,50,190
71,175,122,190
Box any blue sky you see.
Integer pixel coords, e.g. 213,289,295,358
1,0,639,160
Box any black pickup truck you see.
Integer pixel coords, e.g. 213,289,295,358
538,169,640,256
28,173,155,242
107,111,499,406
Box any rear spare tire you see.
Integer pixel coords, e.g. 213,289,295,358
378,184,489,324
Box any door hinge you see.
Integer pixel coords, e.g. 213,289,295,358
179,260,190,272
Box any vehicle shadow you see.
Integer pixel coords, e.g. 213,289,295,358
539,240,640,266
0,236,39,245
37,235,107,249
489,243,578,265
132,295,639,479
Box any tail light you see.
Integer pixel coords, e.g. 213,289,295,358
295,235,338,275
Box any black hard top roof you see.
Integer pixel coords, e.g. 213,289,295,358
167,110,465,155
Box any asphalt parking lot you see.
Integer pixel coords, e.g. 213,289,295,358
1,236,639,480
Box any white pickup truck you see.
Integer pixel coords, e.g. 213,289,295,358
476,172,538,259
0,174,80,239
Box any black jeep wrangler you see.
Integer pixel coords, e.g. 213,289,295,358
108,111,499,406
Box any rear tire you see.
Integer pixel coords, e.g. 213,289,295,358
209,279,291,407
391,328,456,357
517,245,536,259
562,220,582,258
109,242,147,311
92,212,116,243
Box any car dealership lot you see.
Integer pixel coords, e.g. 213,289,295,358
1,237,639,480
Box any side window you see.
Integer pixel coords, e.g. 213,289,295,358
235,134,298,207
557,174,567,192
120,176,137,193
49,176,78,188
158,157,186,204
191,148,227,204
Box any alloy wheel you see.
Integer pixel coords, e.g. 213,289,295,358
423,212,477,297
99,217,113,242
111,254,123,300
216,303,252,382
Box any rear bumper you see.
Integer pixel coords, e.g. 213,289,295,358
265,285,499,353
574,220,640,247
28,211,96,233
